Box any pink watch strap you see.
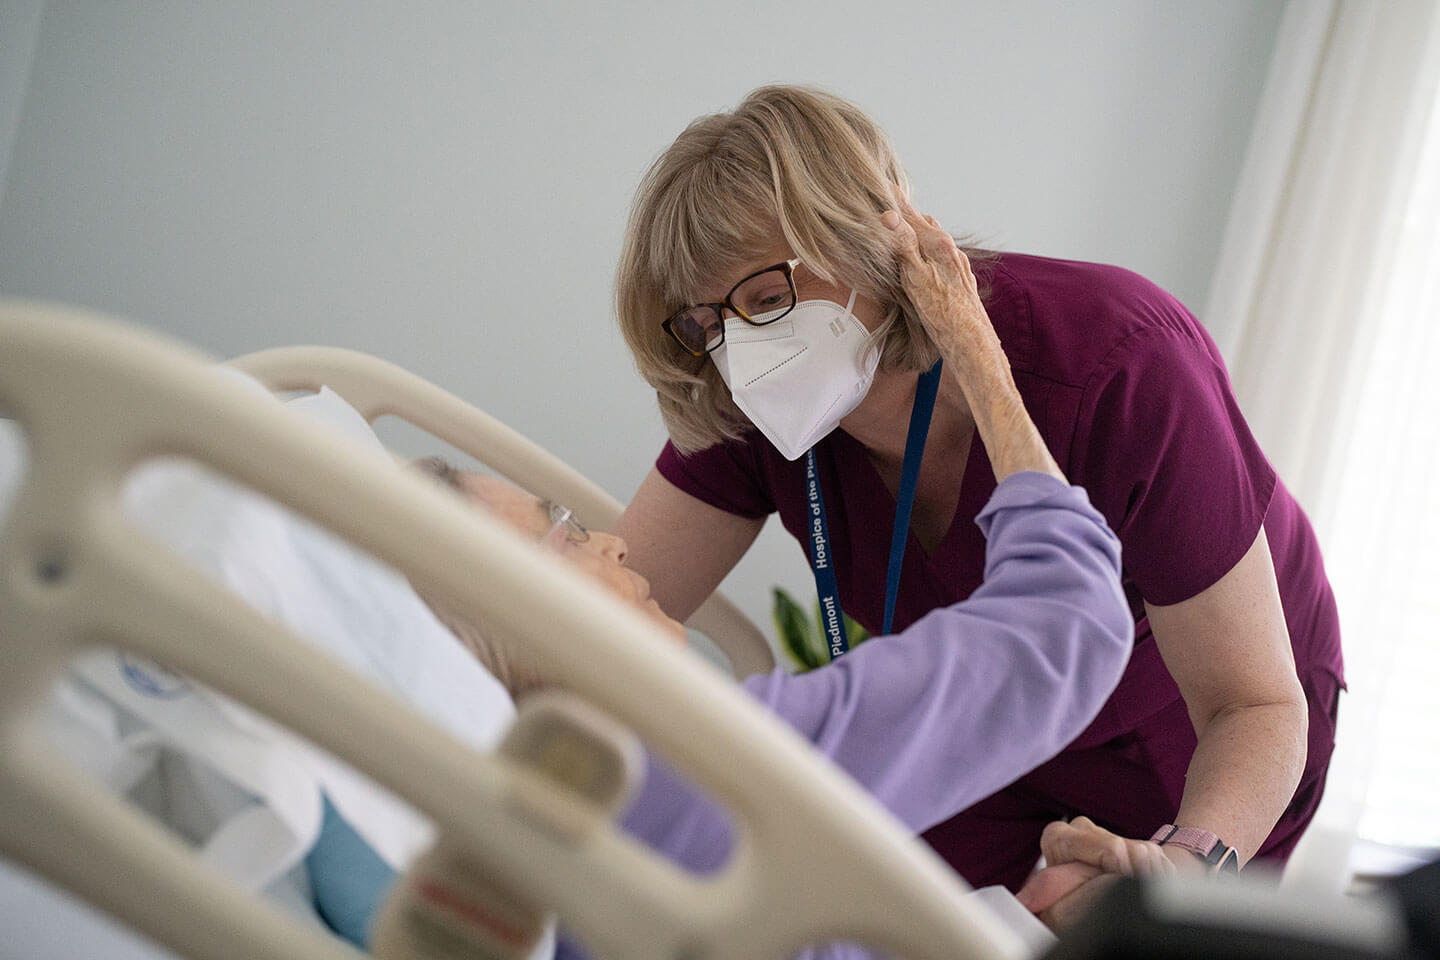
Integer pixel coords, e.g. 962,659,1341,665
1150,824,1218,854
1150,824,1240,873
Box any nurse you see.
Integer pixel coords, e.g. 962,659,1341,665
612,85,1343,890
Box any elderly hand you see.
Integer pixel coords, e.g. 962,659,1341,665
1015,861,1113,930
881,199,1003,373
881,199,1064,483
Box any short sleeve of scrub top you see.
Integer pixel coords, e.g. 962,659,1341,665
656,430,774,520
1068,324,1278,607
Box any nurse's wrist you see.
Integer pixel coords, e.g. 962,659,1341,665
1159,843,1210,876
1151,825,1241,876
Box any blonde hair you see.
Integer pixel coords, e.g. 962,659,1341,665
615,84,981,454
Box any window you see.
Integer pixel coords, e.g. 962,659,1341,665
1321,71,1440,854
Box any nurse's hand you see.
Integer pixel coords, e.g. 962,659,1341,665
1016,816,1192,931
1038,816,1183,878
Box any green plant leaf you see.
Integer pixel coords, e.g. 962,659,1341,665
844,612,870,648
772,587,823,671
774,586,874,671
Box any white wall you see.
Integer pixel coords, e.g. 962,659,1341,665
0,0,46,202
0,0,1283,646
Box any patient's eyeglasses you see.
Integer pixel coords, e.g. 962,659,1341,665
541,500,590,548
661,258,802,357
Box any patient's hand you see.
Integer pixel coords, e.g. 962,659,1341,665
1015,861,1109,930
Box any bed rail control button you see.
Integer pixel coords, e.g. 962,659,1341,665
500,692,644,842
370,695,643,960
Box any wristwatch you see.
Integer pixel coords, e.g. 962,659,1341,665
1149,824,1241,874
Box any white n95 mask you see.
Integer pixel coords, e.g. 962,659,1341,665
712,290,891,460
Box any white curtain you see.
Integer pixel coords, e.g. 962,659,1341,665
1207,0,1440,520
1203,0,1440,889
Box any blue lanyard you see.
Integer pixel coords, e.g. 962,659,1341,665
804,360,943,660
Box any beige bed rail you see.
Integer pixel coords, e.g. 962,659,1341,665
228,345,775,678
0,301,1024,960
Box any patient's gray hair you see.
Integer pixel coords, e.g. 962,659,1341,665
412,455,465,493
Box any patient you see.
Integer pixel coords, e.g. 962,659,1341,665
410,455,1136,916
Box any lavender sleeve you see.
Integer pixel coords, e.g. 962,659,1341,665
619,471,1132,872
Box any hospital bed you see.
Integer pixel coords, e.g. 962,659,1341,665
1,301,1427,960
0,299,1033,960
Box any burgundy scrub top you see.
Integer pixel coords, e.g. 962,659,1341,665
654,252,1344,890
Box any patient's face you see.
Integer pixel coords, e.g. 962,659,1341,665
450,472,686,644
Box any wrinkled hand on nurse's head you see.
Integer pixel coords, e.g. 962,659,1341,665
881,202,1063,482
880,197,999,360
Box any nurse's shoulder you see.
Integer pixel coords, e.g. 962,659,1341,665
979,252,1218,390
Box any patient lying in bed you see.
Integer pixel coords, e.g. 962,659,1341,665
409,455,1132,959
8,378,1129,960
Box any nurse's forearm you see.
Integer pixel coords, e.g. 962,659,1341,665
1173,697,1308,864
1145,529,1307,866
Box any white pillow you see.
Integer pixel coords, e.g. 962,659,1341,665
118,381,517,872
